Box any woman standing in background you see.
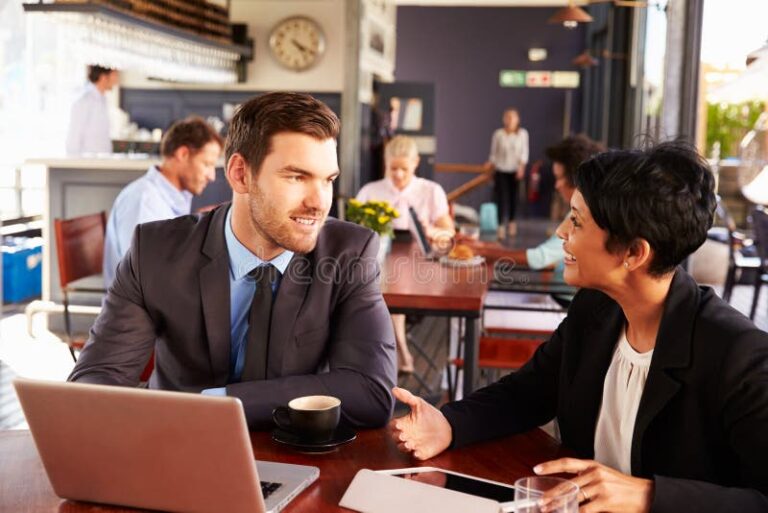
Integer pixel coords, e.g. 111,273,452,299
486,108,529,238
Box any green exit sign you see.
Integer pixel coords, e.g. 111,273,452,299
499,70,526,87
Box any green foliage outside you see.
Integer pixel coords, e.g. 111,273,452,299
706,101,766,158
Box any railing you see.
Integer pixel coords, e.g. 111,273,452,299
434,163,493,202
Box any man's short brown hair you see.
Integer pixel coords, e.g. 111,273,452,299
160,116,224,158
224,92,340,174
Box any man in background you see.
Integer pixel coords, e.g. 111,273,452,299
65,65,119,155
103,116,223,286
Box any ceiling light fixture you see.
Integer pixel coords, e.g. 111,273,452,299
572,50,599,68
548,1,593,29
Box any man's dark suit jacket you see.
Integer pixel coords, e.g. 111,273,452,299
442,269,768,513
69,204,397,429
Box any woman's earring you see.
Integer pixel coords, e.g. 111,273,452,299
623,261,629,269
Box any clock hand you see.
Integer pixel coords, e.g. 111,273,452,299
291,39,314,56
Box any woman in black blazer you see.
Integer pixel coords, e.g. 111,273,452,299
391,142,768,513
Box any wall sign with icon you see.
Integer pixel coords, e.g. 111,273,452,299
499,70,580,89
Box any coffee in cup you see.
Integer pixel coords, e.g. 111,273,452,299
272,395,341,443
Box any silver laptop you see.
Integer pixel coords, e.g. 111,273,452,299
13,378,318,513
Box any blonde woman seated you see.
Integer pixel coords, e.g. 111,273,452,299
357,135,454,373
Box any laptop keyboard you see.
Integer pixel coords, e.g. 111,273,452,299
261,481,283,499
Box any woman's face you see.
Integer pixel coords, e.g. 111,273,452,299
386,155,419,191
503,111,520,131
556,189,625,289
553,162,575,202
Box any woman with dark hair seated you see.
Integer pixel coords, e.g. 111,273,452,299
391,142,768,513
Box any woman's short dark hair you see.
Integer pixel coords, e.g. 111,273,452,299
574,142,716,276
224,92,340,175
87,65,115,83
160,116,224,157
545,134,605,187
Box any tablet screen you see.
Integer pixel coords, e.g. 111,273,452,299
395,471,517,502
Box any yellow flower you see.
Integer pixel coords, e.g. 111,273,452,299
378,215,390,225
364,208,376,215
391,208,400,218
349,198,361,207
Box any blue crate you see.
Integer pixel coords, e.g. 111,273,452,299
2,237,43,304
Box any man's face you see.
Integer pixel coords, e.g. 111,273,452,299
178,141,221,195
103,70,120,91
246,132,339,255
386,155,418,191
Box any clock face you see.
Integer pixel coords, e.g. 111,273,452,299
268,16,326,71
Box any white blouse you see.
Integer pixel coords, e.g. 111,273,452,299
593,328,654,474
488,127,529,172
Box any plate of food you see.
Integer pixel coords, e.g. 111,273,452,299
440,244,486,267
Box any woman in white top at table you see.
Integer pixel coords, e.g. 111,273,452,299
391,142,768,513
356,135,454,373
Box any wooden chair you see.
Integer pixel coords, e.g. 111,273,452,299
447,326,553,400
53,212,107,361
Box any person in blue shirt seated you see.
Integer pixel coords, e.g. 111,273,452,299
462,135,604,272
103,116,223,287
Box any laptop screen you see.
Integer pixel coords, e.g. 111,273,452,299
408,207,432,257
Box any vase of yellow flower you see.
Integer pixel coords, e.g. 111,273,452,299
346,198,399,263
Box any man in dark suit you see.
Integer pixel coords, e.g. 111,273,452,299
69,92,397,429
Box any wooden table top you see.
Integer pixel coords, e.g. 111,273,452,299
380,243,489,314
0,427,568,513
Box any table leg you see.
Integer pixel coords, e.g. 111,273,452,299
462,316,479,398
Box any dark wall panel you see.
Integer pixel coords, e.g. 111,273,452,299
121,89,341,133
395,6,585,212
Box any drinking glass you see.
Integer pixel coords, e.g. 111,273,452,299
459,224,480,240
511,476,579,513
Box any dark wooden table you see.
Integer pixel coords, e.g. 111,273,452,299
381,243,489,396
0,427,568,513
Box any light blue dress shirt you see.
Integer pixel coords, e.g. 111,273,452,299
103,166,193,287
202,207,294,396
525,215,570,301
525,232,565,271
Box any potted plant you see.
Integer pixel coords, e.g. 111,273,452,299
346,198,399,262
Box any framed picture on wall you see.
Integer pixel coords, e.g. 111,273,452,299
360,1,395,82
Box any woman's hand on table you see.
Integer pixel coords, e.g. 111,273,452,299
534,458,653,513
390,387,452,460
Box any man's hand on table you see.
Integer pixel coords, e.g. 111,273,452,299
390,387,452,460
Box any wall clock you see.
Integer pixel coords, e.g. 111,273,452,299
268,16,326,71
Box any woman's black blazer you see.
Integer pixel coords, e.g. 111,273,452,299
442,269,768,513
